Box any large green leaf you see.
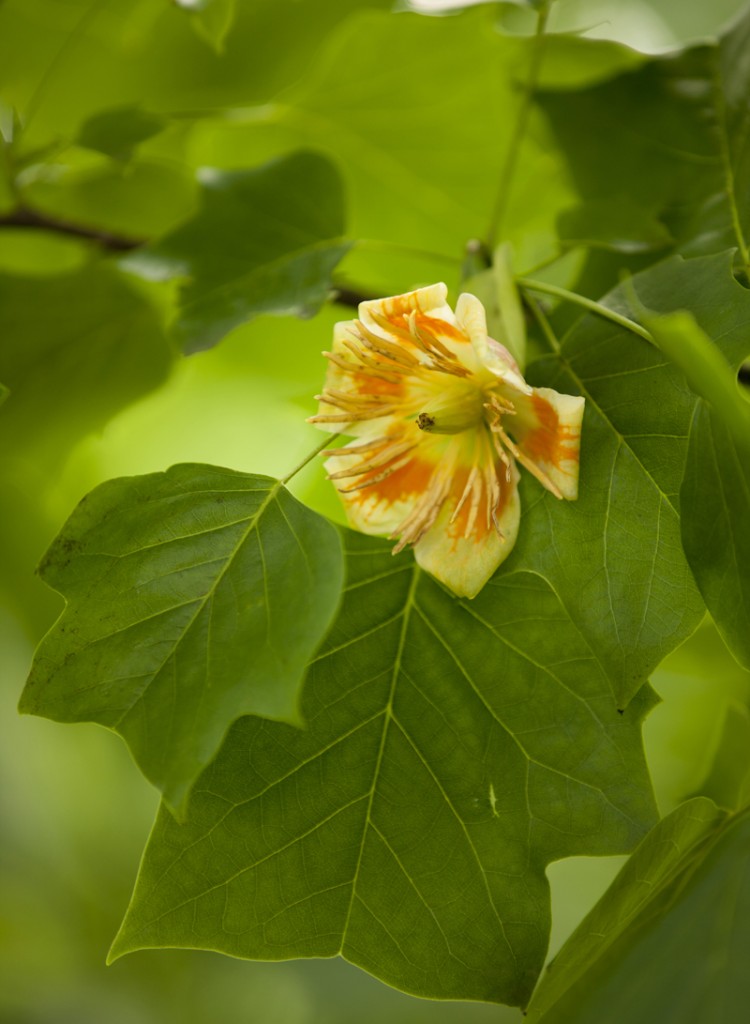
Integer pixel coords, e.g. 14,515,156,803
110,530,657,1005
124,151,350,353
681,402,750,670
515,251,750,705
0,262,173,465
20,465,345,815
0,0,394,148
639,302,750,672
189,6,586,285
526,798,750,1024
538,7,750,282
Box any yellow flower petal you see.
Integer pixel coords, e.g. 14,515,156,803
499,385,585,500
310,284,584,598
413,461,521,599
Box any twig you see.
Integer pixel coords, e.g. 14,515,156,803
0,206,144,252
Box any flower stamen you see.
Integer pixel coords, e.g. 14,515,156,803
327,440,418,480
310,283,584,598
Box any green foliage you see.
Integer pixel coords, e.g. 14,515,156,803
0,263,173,464
78,106,167,162
110,531,656,1005
3,0,750,1019
21,467,344,814
175,0,237,53
681,403,750,670
189,6,578,285
538,6,750,279
462,246,527,369
124,152,350,352
527,798,750,1024
692,702,750,810
514,252,750,706
644,308,750,450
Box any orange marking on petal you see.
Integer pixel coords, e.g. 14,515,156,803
414,312,468,344
352,371,404,397
356,456,435,506
522,394,580,469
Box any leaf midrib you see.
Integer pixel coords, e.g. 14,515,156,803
111,479,283,729
338,562,420,954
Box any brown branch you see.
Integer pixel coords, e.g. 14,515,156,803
0,206,145,252
0,208,383,310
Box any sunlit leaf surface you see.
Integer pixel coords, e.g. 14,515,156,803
514,252,750,705
539,7,750,274
20,466,344,814
681,403,750,670
110,531,657,1005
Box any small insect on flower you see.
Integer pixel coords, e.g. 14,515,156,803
310,283,584,599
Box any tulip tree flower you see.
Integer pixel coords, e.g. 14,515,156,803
311,283,584,598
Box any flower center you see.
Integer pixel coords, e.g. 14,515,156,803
416,381,485,435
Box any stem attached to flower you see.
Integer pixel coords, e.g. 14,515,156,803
517,276,654,344
485,0,553,252
525,295,561,355
281,432,342,485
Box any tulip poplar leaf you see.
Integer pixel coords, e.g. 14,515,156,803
526,798,750,1024
514,252,750,706
19,465,345,815
192,7,577,279
681,402,750,671
640,305,750,670
123,151,350,353
110,531,657,1006
539,7,750,269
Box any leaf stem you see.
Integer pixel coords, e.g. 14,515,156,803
525,295,561,355
485,0,552,251
516,276,654,343
281,432,342,484
710,51,750,284
0,205,144,251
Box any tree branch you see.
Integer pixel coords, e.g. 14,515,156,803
0,208,379,310
0,206,145,252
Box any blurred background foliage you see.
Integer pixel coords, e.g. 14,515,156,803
2,0,750,1021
